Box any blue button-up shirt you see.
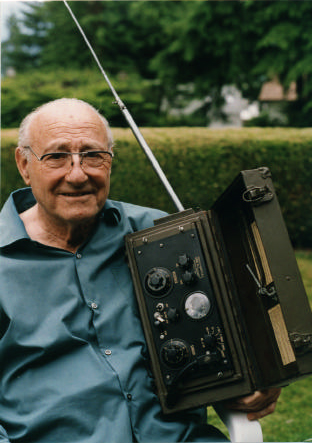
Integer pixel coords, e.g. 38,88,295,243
0,188,226,443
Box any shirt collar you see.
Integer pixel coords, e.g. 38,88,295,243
101,200,122,226
0,188,122,248
0,188,33,248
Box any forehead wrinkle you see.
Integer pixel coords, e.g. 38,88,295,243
32,120,106,144
32,103,105,129
28,105,109,150
44,121,102,131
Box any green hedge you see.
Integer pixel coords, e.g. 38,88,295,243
2,127,312,247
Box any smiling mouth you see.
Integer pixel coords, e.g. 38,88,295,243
62,192,92,197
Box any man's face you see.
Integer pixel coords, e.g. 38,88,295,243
19,103,112,228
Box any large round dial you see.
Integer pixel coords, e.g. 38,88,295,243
184,291,211,320
145,267,172,296
160,339,190,368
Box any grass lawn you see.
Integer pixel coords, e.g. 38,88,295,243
208,250,312,442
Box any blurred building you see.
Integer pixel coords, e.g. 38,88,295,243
257,77,298,126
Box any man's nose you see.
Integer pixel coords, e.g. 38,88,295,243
65,154,88,182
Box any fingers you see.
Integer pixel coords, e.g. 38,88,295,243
234,388,281,410
247,400,278,421
224,387,282,420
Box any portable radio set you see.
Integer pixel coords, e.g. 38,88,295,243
65,1,312,415
125,167,312,413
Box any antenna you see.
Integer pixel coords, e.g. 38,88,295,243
63,1,185,212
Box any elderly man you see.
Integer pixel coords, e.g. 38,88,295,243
0,98,280,443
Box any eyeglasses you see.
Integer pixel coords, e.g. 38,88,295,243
24,146,114,171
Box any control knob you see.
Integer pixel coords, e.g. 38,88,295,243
167,307,179,323
203,333,218,350
145,268,172,296
182,270,196,285
161,339,190,368
178,253,192,269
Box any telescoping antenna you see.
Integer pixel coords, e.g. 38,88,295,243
63,1,185,212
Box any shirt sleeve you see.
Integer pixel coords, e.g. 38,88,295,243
163,407,228,442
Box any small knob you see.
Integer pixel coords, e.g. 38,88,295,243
151,274,163,288
167,307,179,323
178,253,192,269
204,333,218,350
182,270,196,285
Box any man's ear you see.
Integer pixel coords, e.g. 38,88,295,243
15,147,31,185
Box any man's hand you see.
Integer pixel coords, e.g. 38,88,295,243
224,387,282,420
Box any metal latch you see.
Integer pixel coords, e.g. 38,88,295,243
242,185,274,205
289,333,312,355
246,264,277,301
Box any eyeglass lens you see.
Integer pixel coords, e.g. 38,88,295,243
41,152,112,169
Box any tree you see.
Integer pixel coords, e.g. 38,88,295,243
149,1,259,121
151,1,312,125
251,1,312,126
2,1,312,126
1,11,41,72
2,1,180,76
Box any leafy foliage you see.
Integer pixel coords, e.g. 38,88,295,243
1,69,168,128
2,1,312,126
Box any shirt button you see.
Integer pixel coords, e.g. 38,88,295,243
105,350,112,356
91,302,98,309
76,253,82,259
127,393,132,401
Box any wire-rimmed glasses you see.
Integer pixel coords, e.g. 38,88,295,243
24,145,114,171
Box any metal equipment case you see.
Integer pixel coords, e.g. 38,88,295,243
125,167,312,414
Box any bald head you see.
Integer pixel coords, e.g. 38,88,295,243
15,98,113,236
18,98,114,152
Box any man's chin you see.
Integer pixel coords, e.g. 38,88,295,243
53,194,107,225
58,208,100,226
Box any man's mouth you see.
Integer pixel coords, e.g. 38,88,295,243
61,192,92,197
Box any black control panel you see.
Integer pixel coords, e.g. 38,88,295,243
132,224,234,404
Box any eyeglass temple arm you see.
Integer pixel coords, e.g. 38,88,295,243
63,1,184,213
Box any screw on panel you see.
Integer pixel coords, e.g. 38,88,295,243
156,303,164,311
